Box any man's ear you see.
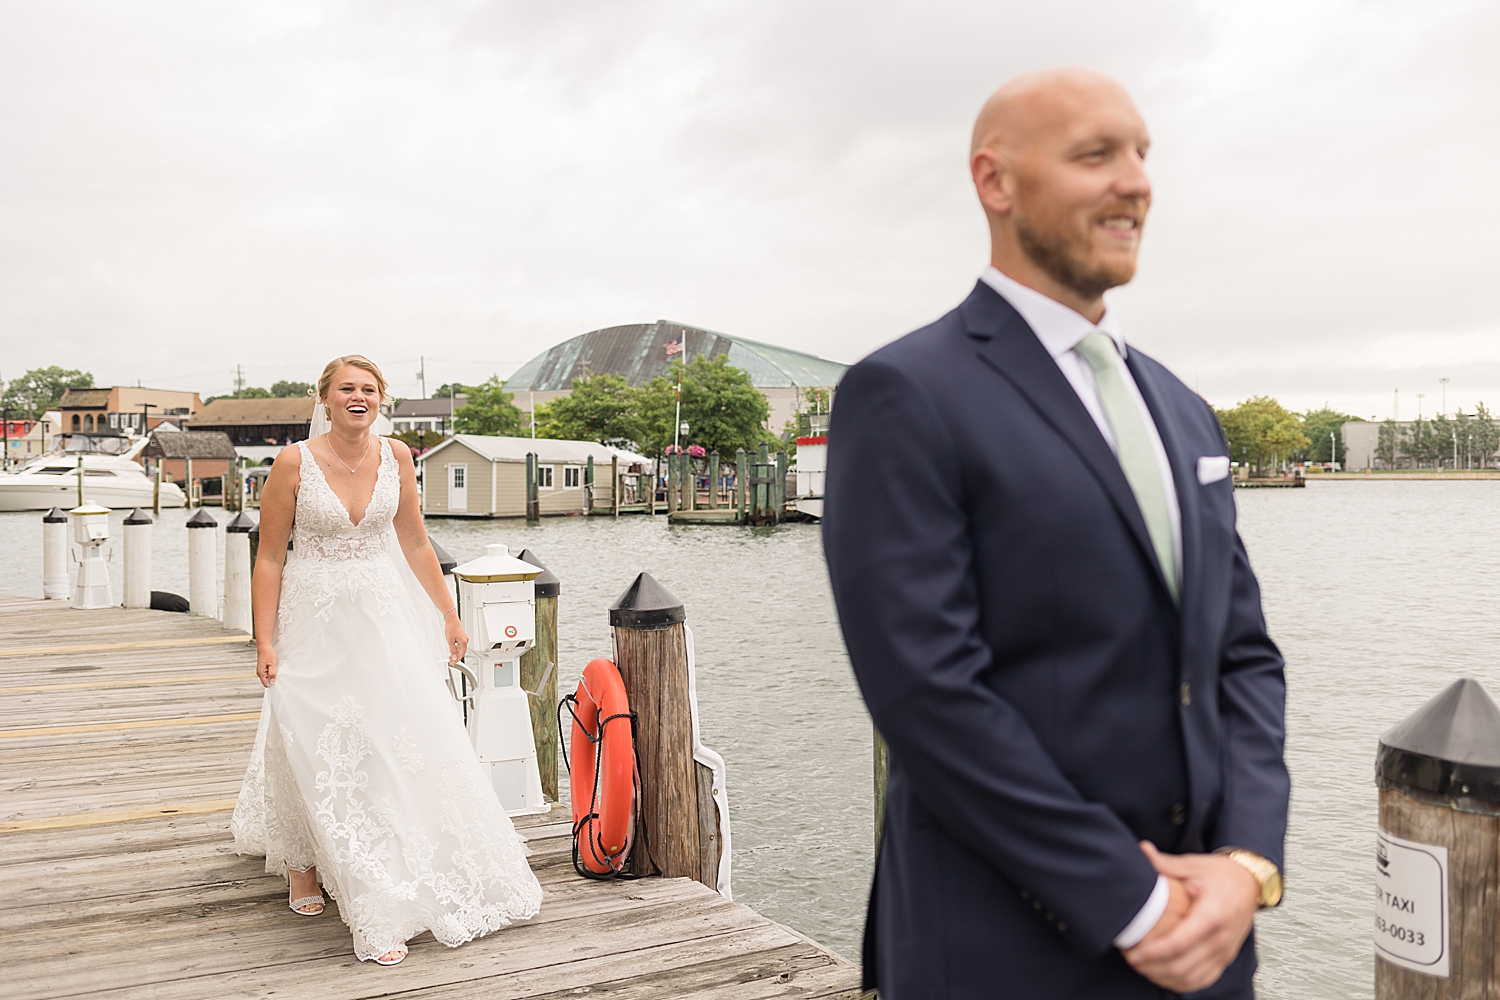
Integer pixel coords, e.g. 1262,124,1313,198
971,147,1013,217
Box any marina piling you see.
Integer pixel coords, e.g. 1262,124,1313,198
526,452,540,522
41,507,68,600
223,512,254,633
122,508,153,610
666,455,678,515
585,455,595,514
874,727,889,851
609,572,722,891
775,449,787,518
518,548,560,802
1374,678,1500,997
185,508,217,617
611,455,620,518
152,466,162,515
183,456,194,507
708,451,719,509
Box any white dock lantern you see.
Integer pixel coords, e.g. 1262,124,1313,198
122,508,153,609
185,508,218,617
450,542,548,816
41,507,69,600
223,511,255,633
69,503,113,610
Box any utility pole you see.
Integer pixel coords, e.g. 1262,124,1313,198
234,364,246,398
139,402,156,438
1331,431,1336,470
1439,377,1450,416
1393,389,1399,421
1417,393,1424,420
417,357,427,399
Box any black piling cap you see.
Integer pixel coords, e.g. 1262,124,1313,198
42,506,68,523
608,571,684,629
185,508,217,528
123,507,153,525
518,549,560,597
226,511,256,533
1378,678,1500,804
429,538,457,576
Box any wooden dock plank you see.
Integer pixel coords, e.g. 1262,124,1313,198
0,595,859,1000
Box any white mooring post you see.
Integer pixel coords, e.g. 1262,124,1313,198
223,511,255,633
185,508,218,617
41,506,69,599
122,507,153,609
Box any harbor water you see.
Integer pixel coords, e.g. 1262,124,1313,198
2,479,1498,998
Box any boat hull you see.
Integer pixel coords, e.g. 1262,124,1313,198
0,479,186,512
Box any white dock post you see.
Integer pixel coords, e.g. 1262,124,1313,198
186,508,218,617
223,511,255,633
41,506,69,599
122,508,153,609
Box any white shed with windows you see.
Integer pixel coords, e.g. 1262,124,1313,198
417,434,650,518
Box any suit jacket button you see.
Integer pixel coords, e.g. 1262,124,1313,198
1057,922,1067,933
1179,682,1192,707
1171,802,1187,825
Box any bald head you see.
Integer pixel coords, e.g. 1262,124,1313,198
970,67,1138,158
969,68,1152,321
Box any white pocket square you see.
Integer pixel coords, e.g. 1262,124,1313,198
1197,455,1231,485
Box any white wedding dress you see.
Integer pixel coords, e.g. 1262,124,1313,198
231,437,542,960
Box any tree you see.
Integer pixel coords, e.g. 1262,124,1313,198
1408,417,1437,468
534,374,639,446
1301,407,1358,464
206,386,273,403
1375,419,1404,468
433,382,468,399
1430,415,1454,468
271,380,311,398
1214,397,1310,474
1472,402,1500,469
678,355,770,458
1,366,94,418
452,376,527,436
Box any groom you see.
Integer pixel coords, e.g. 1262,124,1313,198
823,68,1287,998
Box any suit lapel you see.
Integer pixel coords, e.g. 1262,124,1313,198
1126,352,1202,621
960,282,1167,597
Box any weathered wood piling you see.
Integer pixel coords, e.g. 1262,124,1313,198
1375,677,1500,997
518,548,560,802
608,572,722,891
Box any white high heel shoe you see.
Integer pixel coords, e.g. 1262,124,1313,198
374,944,408,966
288,893,324,916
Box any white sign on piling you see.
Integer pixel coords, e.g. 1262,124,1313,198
1374,830,1448,978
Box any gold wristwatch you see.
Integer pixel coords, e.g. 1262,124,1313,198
1215,847,1282,908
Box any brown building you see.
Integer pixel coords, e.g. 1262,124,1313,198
59,387,202,436
185,397,314,447
142,431,240,481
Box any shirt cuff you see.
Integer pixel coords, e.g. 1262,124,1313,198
1113,874,1169,950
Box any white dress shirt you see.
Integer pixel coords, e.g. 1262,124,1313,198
979,266,1176,949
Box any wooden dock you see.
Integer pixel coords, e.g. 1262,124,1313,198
0,595,860,1000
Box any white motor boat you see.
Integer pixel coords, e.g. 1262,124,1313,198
0,440,186,511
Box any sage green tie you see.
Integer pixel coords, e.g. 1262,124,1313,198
1073,331,1179,602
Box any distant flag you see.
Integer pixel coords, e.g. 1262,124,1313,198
664,337,684,356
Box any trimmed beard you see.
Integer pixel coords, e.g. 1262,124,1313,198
1014,213,1135,301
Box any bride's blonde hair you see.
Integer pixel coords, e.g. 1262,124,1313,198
315,355,388,403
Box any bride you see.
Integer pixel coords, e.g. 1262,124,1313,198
231,355,542,965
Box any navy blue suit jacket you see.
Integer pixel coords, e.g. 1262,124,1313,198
822,282,1288,999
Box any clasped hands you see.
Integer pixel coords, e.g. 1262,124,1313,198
1121,842,1260,993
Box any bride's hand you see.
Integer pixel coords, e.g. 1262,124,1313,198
444,612,469,665
256,645,278,687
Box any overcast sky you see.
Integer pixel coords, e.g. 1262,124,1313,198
2,1,1496,419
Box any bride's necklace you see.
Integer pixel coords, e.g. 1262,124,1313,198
328,436,373,474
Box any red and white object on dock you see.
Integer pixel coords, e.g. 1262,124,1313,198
794,435,826,520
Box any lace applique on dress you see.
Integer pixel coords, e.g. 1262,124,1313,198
278,439,403,626
393,728,425,774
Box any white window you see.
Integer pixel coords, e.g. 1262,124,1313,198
563,466,581,489
537,466,554,490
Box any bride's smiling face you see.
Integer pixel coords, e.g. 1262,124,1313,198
323,366,382,434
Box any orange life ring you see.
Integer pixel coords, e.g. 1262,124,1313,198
565,658,638,876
